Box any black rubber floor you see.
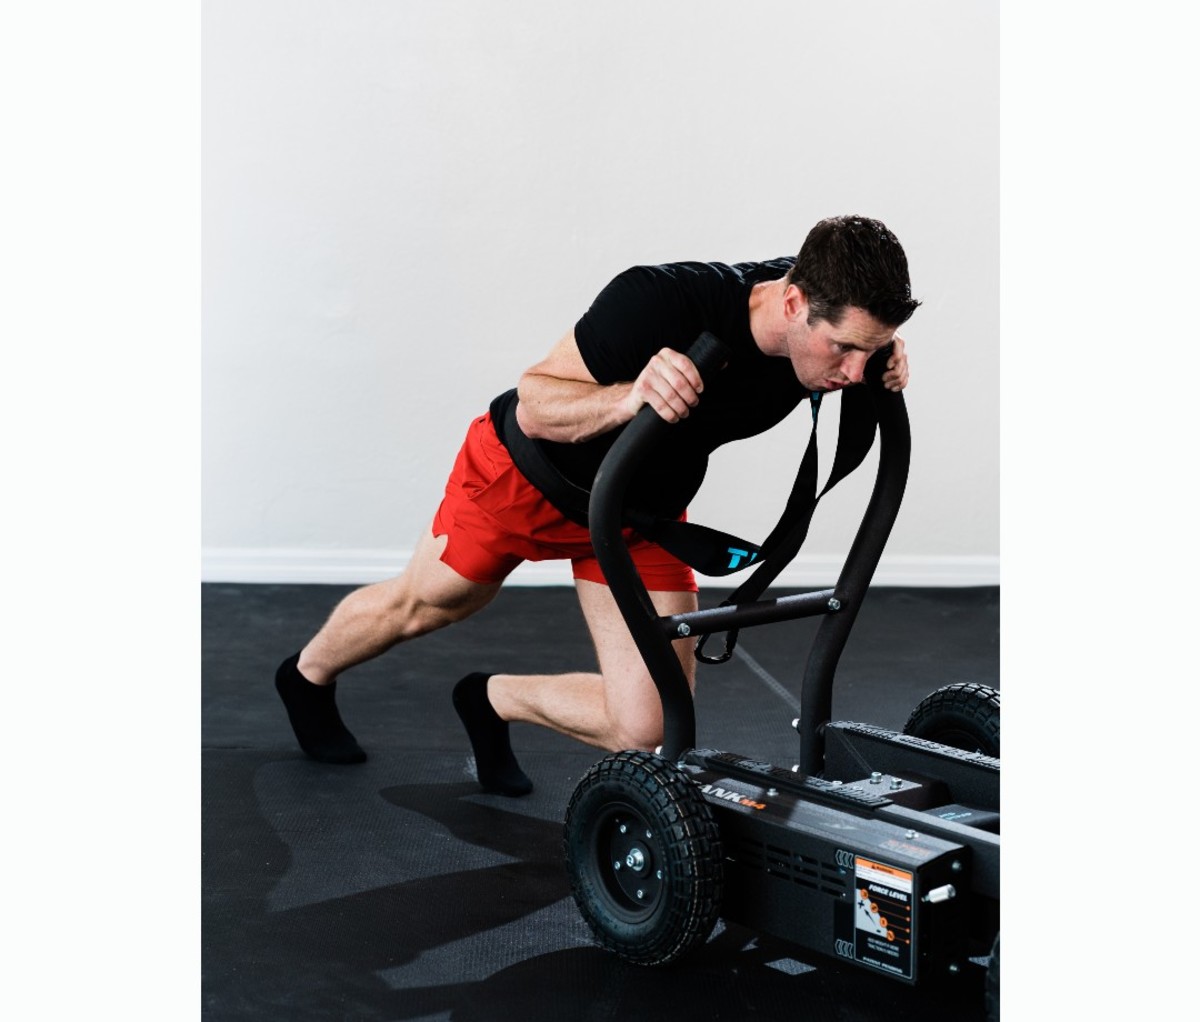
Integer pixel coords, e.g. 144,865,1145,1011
203,583,999,1021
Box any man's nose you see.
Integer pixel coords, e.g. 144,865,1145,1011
841,351,869,384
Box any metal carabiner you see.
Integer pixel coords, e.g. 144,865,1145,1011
695,627,739,665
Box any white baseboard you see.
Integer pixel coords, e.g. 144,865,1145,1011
201,547,999,588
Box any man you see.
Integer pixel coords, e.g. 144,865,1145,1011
275,214,918,796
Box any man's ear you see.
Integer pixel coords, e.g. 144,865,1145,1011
783,283,809,322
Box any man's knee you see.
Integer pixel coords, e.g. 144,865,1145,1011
607,705,665,753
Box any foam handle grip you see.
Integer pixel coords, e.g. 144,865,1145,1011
621,330,730,444
864,339,895,384
623,331,731,442
686,330,731,378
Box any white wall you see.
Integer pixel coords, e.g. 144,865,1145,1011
202,0,999,586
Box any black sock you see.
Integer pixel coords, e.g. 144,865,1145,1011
452,672,532,796
274,653,367,764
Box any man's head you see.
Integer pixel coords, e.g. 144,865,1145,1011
776,215,919,391
787,215,920,329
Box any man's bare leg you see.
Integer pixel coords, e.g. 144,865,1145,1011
276,522,501,765
487,579,698,753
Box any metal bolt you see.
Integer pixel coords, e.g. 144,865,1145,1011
767,787,778,797
626,848,645,870
613,860,622,870
677,623,692,637
948,963,960,975
951,860,963,873
619,824,627,834
924,884,956,904
827,598,842,611
791,718,801,730
890,777,903,789
905,830,917,839
656,869,663,879
645,829,652,840
870,771,883,784
636,889,645,900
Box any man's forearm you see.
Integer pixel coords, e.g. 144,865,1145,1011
514,373,636,444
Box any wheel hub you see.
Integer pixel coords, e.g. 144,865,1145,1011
603,813,663,914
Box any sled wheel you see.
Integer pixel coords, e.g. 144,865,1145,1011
564,749,722,966
903,682,1000,757
984,931,1000,1021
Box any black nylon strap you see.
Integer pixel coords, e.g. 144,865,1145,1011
500,393,592,525
502,392,766,570
694,382,879,663
755,384,880,573
499,354,881,599
625,512,767,578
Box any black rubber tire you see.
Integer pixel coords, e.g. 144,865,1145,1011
564,749,722,966
903,682,1000,757
984,931,1000,1021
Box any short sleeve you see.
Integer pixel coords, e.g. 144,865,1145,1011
573,266,694,384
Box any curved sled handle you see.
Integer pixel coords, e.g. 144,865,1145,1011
607,331,731,458
685,330,731,378
587,330,732,760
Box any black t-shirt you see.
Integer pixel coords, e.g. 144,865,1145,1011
491,258,809,516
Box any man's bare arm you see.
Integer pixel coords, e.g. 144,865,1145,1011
515,332,705,443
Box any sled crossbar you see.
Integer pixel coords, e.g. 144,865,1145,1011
657,588,838,641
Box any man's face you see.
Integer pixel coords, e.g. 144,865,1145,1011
783,289,896,392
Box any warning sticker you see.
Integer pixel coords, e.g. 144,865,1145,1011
853,857,914,979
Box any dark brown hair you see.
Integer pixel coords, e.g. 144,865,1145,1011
787,215,921,327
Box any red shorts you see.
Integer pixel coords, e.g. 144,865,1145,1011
432,412,697,592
